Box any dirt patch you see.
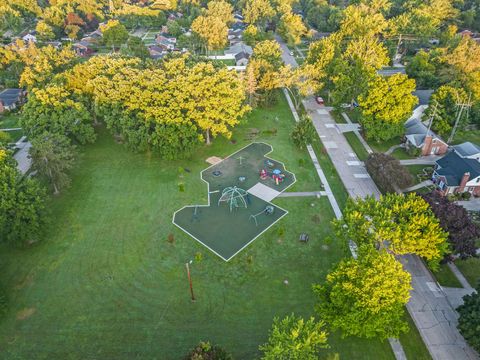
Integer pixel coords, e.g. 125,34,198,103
16,307,36,320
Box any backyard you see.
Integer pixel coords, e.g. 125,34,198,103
0,93,428,359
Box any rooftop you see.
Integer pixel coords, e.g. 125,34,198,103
436,151,480,186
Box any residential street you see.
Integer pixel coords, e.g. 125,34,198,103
277,38,479,360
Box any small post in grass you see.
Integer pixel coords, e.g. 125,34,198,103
185,260,196,302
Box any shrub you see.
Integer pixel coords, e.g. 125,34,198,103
178,183,185,192
457,285,480,352
291,117,316,149
184,341,233,360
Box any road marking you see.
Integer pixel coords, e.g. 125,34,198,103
325,123,336,128
353,173,370,179
347,161,362,166
426,282,445,298
324,141,338,149
317,109,329,115
349,152,356,157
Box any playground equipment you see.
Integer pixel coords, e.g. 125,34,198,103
250,205,275,226
259,168,285,185
218,186,249,212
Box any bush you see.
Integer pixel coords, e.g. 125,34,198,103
178,183,185,192
184,341,233,360
457,285,480,352
0,131,11,146
291,117,316,149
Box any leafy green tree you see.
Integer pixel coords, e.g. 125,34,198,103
358,73,418,141
335,193,449,267
0,131,11,146
30,133,76,195
20,85,95,145
314,247,412,339
0,149,47,246
291,116,316,149
423,85,469,137
184,341,233,360
365,153,414,193
405,50,439,89
259,314,328,359
166,19,182,37
457,283,480,352
102,20,129,51
122,36,150,59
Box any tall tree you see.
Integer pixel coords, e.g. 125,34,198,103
278,12,308,46
121,36,150,59
101,20,129,51
205,0,234,25
314,247,412,339
358,73,418,141
365,153,414,193
259,314,328,360
0,149,47,246
191,15,228,51
422,191,479,258
335,193,449,267
30,133,76,195
243,0,275,28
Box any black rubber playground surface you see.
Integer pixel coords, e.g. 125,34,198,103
173,143,295,261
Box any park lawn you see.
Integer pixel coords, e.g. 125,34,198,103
455,257,480,288
433,264,463,288
0,92,398,359
368,137,403,154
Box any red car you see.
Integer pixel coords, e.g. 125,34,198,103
315,96,324,105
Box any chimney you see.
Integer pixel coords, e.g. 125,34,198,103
422,135,433,156
458,172,470,192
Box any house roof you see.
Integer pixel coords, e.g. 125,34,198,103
235,51,249,61
404,118,443,148
225,42,253,55
453,142,480,158
435,151,480,186
377,67,406,76
413,90,434,106
0,88,22,106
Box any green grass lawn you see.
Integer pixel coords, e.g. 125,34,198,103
433,264,463,288
368,137,403,154
399,313,432,360
406,165,434,185
344,132,369,161
391,147,414,160
0,112,23,142
455,257,480,288
0,92,403,359
451,130,480,145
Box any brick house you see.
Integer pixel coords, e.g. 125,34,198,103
433,151,480,195
404,118,449,156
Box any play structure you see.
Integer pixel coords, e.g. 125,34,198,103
260,168,286,185
173,142,295,261
218,186,249,212
249,205,275,226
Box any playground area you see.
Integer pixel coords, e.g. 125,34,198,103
173,142,295,261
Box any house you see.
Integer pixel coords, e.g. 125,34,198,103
156,34,176,51
433,151,480,196
22,33,36,43
148,45,166,59
377,67,406,76
225,42,253,56
73,41,95,56
453,142,480,161
0,88,26,113
404,118,448,156
235,51,249,66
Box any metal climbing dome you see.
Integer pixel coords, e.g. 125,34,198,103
218,186,248,212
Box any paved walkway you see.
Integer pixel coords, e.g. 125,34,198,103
403,180,433,192
456,198,480,211
447,263,475,292
277,191,327,197
13,138,32,175
399,156,441,165
341,112,373,154
386,144,404,155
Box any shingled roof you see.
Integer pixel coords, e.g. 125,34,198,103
435,151,480,186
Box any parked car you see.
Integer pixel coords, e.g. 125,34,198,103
315,96,324,105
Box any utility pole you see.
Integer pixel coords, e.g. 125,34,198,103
448,93,472,144
426,100,438,134
185,261,196,302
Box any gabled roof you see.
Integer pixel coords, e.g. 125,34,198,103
435,151,480,186
453,142,480,158
404,118,443,148
0,88,22,106
413,90,434,106
235,51,249,61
